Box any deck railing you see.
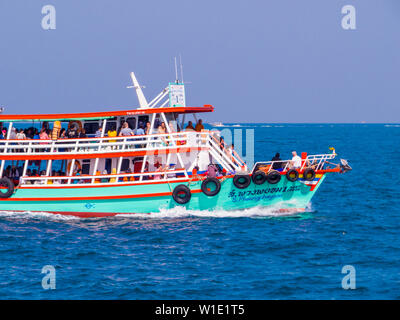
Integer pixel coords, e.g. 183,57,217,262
0,131,209,156
251,153,336,174
19,168,190,186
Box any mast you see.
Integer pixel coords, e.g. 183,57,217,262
128,72,148,109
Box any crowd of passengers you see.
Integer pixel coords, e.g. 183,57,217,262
0,119,206,141
2,157,186,186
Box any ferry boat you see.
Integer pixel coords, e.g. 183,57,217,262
0,72,351,217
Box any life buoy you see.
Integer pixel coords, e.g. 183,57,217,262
172,184,191,204
0,177,15,199
266,170,281,184
233,174,251,189
201,177,221,196
252,170,267,185
303,168,316,181
286,169,299,182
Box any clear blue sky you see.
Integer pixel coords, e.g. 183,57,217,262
0,0,399,123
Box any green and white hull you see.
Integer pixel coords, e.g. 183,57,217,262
0,174,326,218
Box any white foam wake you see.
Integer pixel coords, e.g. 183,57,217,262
117,202,313,219
0,203,313,221
0,211,80,221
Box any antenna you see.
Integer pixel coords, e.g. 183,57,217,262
174,57,179,83
179,54,184,84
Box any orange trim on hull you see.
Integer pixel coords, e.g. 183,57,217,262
2,189,203,202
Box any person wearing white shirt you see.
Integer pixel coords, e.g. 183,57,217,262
291,151,302,169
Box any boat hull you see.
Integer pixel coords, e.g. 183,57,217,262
0,175,326,218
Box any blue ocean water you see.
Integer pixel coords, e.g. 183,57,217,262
0,123,399,299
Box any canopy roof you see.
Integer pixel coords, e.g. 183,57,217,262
0,105,214,122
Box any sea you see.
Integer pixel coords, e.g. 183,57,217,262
0,123,399,299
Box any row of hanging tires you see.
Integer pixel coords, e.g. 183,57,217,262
172,177,222,204
238,167,316,188
171,168,316,204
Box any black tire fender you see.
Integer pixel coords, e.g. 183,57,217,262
201,177,221,196
0,177,14,199
286,169,299,182
172,184,191,204
303,168,316,181
233,174,251,189
252,170,267,185
266,170,281,184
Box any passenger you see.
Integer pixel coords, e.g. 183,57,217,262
95,127,102,138
142,162,150,180
9,128,17,139
153,162,162,180
100,170,109,183
135,123,145,135
145,121,151,135
39,128,49,140
219,136,225,150
290,151,302,169
157,122,168,146
195,119,204,132
271,153,283,171
33,129,40,139
59,128,66,139
25,128,34,139
0,129,6,139
16,129,26,153
79,128,87,138
25,169,32,185
185,121,195,131
39,128,50,151
53,171,61,184
158,122,166,134
66,124,79,139
57,128,67,152
119,122,133,136
10,165,20,185
73,169,82,184
35,170,46,185
107,127,117,139
16,128,26,140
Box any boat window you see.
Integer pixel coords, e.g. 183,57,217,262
105,158,112,174
121,158,130,172
82,160,91,175
84,122,100,135
105,122,117,132
126,117,136,130
138,115,149,127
